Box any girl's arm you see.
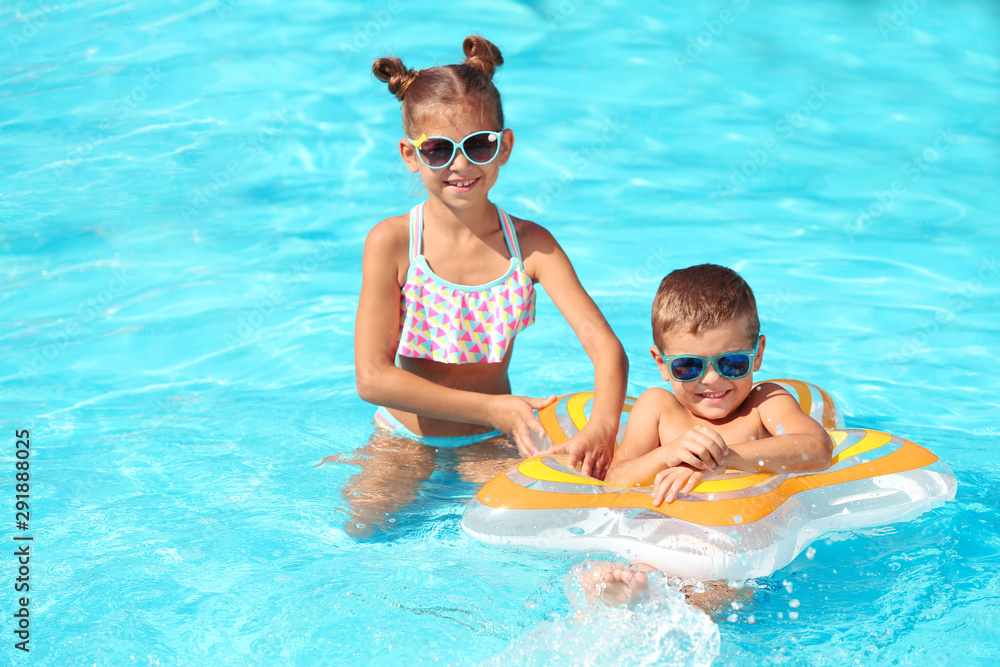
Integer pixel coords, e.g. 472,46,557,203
520,222,629,479
721,384,833,473
354,218,552,455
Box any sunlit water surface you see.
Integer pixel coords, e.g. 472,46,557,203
2,1,999,665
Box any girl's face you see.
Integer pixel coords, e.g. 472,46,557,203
398,106,513,208
651,323,765,422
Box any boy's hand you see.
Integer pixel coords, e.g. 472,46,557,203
661,425,729,470
652,463,718,506
487,394,557,458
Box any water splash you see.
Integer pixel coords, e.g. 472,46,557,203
486,568,720,667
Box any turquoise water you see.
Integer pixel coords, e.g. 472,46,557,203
3,0,999,665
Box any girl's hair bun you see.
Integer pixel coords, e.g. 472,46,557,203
372,57,420,101
462,35,504,79
373,37,506,134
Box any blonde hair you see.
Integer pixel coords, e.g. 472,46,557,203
651,264,760,348
372,35,505,135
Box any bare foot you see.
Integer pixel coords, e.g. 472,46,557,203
575,560,650,608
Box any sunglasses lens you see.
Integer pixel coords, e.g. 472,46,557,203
462,132,500,164
419,138,455,167
716,354,751,378
670,357,704,382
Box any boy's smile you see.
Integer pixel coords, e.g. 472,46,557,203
697,388,734,402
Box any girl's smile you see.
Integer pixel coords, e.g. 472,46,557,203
443,175,481,191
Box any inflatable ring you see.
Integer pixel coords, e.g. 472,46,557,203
462,379,957,580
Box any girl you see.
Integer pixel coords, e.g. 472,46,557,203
354,35,628,481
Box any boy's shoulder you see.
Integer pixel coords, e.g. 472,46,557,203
746,381,794,407
634,386,684,412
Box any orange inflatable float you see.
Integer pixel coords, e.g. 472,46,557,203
462,380,956,580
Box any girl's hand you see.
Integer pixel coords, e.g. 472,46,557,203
487,394,557,458
652,463,720,506
547,428,615,480
661,425,729,470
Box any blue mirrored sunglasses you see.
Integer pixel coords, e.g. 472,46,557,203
659,338,760,382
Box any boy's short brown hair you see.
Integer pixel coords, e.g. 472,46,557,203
651,264,760,348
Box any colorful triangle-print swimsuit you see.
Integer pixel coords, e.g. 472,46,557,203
374,202,535,445
396,201,536,364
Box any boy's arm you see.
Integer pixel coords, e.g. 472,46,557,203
723,384,833,473
652,463,721,506
604,389,728,486
603,389,665,486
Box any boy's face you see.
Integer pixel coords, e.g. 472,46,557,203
651,322,765,422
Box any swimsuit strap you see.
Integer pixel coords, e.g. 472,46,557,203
497,206,523,261
410,201,521,262
408,202,424,262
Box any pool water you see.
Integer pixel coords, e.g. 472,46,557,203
3,0,999,665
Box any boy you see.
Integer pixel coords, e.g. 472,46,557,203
580,264,832,608
606,263,832,500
